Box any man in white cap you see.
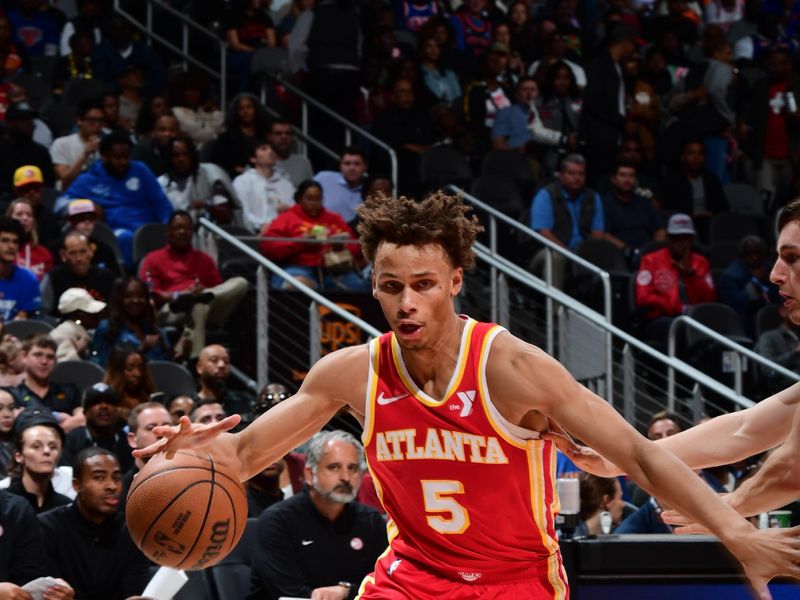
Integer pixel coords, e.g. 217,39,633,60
634,213,717,341
40,230,116,317
50,287,106,361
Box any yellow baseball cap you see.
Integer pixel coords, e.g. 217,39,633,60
13,165,43,188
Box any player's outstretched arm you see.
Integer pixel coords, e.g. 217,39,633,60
134,345,369,481
544,378,800,477
664,404,800,532
652,381,800,470
487,334,800,595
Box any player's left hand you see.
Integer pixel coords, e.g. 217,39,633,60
132,415,241,460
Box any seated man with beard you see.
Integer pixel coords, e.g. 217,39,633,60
246,430,388,600
194,344,254,421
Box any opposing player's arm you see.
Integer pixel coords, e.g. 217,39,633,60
653,382,800,469
724,404,800,517
488,334,800,591
235,345,368,480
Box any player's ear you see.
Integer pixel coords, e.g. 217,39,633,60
371,271,378,299
450,267,463,297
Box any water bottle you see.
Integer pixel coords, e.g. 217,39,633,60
787,92,798,114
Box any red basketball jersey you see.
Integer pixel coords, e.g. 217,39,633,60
362,317,569,597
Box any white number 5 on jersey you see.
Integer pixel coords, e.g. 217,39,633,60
421,480,470,534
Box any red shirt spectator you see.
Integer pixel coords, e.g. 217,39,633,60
139,245,222,294
260,199,361,268
635,214,716,319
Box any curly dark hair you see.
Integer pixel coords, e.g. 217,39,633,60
356,192,483,269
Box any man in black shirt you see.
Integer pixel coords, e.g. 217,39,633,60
15,335,82,432
40,231,117,317
247,431,388,600
38,447,151,600
0,489,75,598
63,383,133,473
195,344,254,420
0,103,56,199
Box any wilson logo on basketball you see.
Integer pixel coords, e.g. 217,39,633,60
195,519,231,568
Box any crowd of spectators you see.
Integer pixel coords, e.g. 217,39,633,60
0,0,798,597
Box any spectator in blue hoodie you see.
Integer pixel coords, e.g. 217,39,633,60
61,131,173,265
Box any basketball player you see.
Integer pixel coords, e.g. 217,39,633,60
136,193,800,598
549,197,800,531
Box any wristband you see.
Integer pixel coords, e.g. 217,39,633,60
338,581,353,591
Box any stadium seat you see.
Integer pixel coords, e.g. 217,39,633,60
480,149,537,196
40,102,77,138
92,221,127,274
10,73,52,109
208,517,259,600
132,223,168,265
724,183,762,215
708,212,760,244
148,361,197,398
686,302,751,349
62,78,110,107
4,319,53,339
470,174,524,217
755,303,782,339
251,47,289,78
50,360,105,390
419,146,472,190
707,240,739,270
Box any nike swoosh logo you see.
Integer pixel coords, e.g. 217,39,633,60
301,540,314,546
377,392,408,405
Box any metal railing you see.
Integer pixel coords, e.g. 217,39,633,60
114,0,228,110
668,316,800,402
260,76,398,193
198,218,382,390
471,243,761,417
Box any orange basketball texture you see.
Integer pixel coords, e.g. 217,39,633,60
126,449,247,570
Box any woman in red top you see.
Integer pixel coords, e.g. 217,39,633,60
6,199,53,281
259,180,368,292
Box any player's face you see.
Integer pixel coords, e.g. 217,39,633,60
372,242,463,350
129,407,171,454
75,454,122,518
16,425,61,476
772,221,800,324
307,440,361,503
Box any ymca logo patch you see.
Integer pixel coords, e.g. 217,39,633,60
455,390,475,417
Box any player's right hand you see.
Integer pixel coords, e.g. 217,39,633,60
541,422,622,478
132,414,241,460
730,526,800,600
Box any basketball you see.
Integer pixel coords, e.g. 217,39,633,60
126,449,248,570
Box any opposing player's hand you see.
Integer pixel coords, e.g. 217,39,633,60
729,526,800,600
132,414,241,460
541,422,621,477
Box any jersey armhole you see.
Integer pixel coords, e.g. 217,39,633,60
478,327,542,447
361,337,381,446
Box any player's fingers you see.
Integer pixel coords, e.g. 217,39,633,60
660,510,691,525
202,414,241,436
672,523,710,535
131,436,168,458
